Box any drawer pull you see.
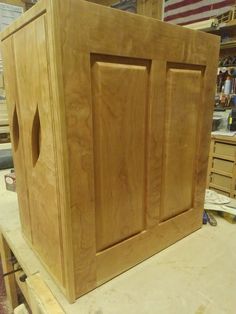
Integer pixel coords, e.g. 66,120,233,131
32,106,41,167
12,105,19,151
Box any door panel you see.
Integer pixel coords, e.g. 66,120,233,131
91,56,149,252
12,15,64,285
161,66,203,221
1,37,32,242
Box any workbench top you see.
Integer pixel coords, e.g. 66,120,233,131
211,131,236,142
0,170,236,314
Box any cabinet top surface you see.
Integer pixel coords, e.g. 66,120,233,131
0,0,220,46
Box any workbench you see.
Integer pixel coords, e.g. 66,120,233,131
0,170,236,314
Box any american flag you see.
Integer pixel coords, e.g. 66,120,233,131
164,0,236,26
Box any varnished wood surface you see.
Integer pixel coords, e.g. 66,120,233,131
2,13,64,287
1,36,32,242
161,67,202,221
56,0,219,299
88,0,163,20
137,0,163,19
46,0,76,302
91,58,149,252
1,0,220,302
13,15,64,286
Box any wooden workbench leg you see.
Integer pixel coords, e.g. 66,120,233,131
0,233,19,312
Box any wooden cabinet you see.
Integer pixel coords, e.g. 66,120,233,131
207,135,236,198
0,0,219,302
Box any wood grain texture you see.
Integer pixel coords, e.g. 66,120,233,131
1,36,32,242
1,0,220,302
0,233,18,312
56,0,219,298
88,0,163,20
46,0,76,302
12,15,64,285
137,0,163,20
26,274,65,314
161,67,202,221
91,57,149,252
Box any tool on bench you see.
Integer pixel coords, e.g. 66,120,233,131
203,211,208,224
205,210,217,226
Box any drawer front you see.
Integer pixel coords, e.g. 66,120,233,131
211,173,232,189
209,187,230,197
212,158,234,174
214,142,236,158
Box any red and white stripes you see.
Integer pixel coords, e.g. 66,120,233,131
164,0,236,25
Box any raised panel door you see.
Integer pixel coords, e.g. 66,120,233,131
57,1,219,297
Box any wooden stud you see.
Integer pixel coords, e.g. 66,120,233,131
26,274,65,314
0,233,18,311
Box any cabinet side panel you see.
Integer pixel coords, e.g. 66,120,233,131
1,37,32,242
13,15,64,285
161,67,203,221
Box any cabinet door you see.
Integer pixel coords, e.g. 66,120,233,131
59,1,220,297
1,37,32,242
11,16,64,285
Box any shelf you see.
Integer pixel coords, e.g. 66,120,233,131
215,93,236,96
212,153,235,162
218,66,236,69
220,41,236,49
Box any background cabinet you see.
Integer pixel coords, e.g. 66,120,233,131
207,135,236,198
1,0,219,302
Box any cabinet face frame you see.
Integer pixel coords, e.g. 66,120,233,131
1,0,220,302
